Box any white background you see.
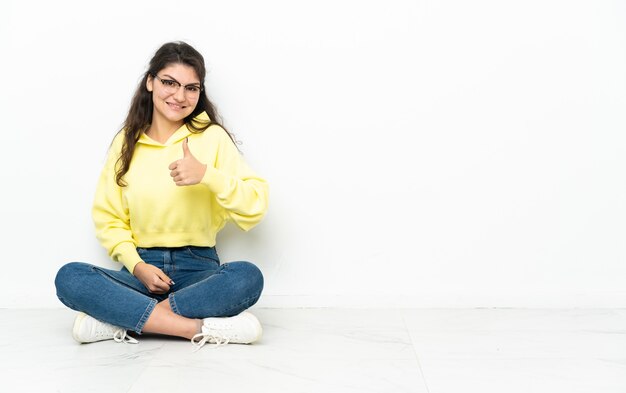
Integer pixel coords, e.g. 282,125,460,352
1,0,625,308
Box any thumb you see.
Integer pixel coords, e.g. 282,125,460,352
182,137,192,158
156,270,174,285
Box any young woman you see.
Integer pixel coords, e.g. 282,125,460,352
54,41,268,350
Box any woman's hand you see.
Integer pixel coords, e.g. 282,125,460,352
133,262,173,294
169,138,207,186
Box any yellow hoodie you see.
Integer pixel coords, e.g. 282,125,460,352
92,112,268,273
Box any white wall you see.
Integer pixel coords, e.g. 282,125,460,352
1,0,625,308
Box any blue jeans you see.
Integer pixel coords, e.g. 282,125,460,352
54,246,264,334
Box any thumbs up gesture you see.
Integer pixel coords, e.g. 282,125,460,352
169,138,207,186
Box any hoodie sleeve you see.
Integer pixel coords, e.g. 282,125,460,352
200,126,269,231
91,133,143,273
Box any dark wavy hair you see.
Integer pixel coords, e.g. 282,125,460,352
114,41,236,187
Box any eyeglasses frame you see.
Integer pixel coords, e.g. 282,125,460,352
150,73,204,96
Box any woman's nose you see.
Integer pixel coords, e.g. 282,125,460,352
173,86,186,101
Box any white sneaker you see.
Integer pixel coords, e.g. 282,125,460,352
191,311,262,350
72,312,138,344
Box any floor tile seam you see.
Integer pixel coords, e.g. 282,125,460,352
402,313,431,393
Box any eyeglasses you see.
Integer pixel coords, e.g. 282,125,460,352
152,74,203,98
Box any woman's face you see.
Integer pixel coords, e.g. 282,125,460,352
146,63,201,126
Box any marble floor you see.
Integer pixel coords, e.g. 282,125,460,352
0,308,624,392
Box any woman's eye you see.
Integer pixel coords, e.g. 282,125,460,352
186,86,200,92
163,80,177,87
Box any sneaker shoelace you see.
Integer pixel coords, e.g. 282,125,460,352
191,329,230,351
113,329,139,344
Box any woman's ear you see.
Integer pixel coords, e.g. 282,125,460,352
146,75,154,92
